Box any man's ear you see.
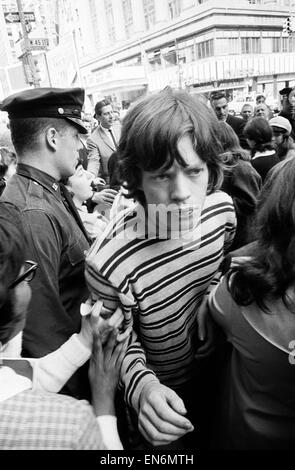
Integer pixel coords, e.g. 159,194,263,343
46,127,58,151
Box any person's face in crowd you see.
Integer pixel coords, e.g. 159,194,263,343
255,104,269,120
0,262,34,357
56,124,83,179
246,138,256,149
256,96,265,105
211,98,229,121
99,105,115,129
83,120,92,136
140,134,209,210
241,105,253,122
283,89,295,118
271,127,286,146
68,164,94,204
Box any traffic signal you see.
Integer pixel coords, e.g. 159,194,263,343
283,16,295,35
283,16,291,35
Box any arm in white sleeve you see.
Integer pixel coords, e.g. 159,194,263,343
96,416,123,450
30,333,91,393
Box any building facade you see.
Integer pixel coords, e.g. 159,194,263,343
76,0,295,105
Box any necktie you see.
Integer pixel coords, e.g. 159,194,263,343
59,183,91,243
108,129,118,149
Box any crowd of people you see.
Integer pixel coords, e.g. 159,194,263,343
0,82,295,450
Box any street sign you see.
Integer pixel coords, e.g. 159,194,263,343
28,38,49,50
4,11,35,23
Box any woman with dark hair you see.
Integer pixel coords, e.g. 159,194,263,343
243,117,280,182
217,122,262,249
208,157,295,449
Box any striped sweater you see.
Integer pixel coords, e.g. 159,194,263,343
85,191,236,412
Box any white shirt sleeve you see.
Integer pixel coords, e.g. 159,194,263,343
30,333,91,393
96,415,123,450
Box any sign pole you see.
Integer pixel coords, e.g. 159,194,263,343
16,0,40,87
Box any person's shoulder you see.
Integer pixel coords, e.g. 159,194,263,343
0,390,101,449
227,114,244,123
205,190,234,207
2,173,44,208
87,126,101,141
2,388,94,419
202,191,235,226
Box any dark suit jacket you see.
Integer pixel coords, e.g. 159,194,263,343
86,123,121,183
279,111,295,141
226,114,247,149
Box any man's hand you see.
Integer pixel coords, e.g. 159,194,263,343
92,177,106,187
92,188,118,205
138,382,194,447
89,328,128,416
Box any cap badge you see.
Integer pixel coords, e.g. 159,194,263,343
52,183,59,191
58,108,64,115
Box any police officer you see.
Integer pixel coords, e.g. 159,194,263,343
0,87,92,399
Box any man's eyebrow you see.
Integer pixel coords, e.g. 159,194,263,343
185,161,205,170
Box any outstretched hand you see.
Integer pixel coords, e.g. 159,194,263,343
89,328,128,416
92,188,118,205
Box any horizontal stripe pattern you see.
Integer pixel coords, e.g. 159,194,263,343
85,191,236,409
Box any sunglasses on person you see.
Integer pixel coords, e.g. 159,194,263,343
9,260,38,289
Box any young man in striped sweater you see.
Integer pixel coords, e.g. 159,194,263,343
85,88,236,449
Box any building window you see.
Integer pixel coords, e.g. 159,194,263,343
118,55,142,67
143,0,155,30
89,0,100,48
273,35,295,53
162,44,177,67
272,37,280,53
122,0,133,39
241,37,261,54
147,49,161,71
228,38,240,54
168,0,182,19
196,39,214,59
104,0,116,43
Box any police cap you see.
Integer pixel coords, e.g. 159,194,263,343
0,87,87,134
279,87,293,97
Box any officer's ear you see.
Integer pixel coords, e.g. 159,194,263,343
46,127,59,151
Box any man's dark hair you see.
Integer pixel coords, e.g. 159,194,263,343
118,88,224,205
94,99,112,117
9,118,70,155
210,90,228,103
256,94,265,103
243,117,275,156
